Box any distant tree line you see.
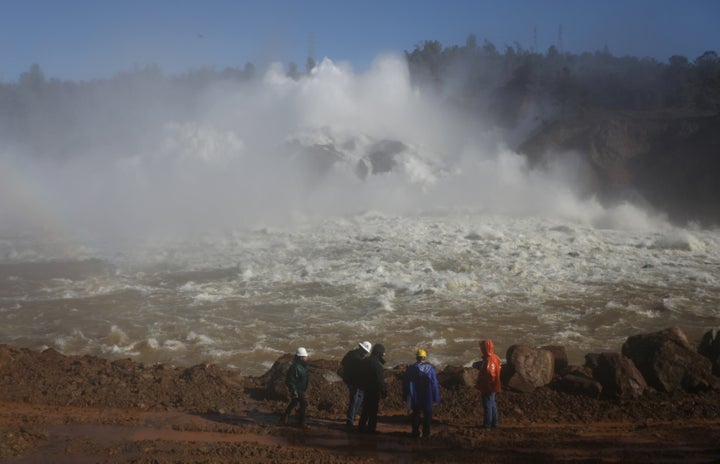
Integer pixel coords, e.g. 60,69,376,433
1,36,719,158
405,35,720,126
0,62,260,158
0,59,322,158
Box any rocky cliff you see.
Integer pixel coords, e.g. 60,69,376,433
518,110,720,225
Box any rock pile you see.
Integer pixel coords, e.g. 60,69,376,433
429,326,720,400
1,326,718,422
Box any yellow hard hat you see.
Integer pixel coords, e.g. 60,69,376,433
416,349,427,358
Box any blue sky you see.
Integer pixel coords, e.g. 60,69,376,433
1,0,719,81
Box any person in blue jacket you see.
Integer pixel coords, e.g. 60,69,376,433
402,348,440,438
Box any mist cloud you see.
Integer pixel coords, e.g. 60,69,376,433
0,54,668,249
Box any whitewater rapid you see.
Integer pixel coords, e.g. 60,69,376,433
1,56,719,374
1,212,718,376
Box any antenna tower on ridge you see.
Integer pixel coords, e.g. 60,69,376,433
307,32,316,73
557,24,564,53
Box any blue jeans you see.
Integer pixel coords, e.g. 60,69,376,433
346,386,364,424
482,392,498,428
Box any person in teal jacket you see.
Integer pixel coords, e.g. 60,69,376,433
281,347,309,428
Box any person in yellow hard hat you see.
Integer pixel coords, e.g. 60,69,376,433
402,348,440,439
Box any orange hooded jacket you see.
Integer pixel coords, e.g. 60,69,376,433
475,339,502,393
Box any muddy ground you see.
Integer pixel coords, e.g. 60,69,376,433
1,345,719,463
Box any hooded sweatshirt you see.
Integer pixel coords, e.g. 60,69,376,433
476,339,502,393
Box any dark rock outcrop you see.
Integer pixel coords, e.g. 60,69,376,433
621,327,715,393
519,111,720,226
699,328,720,376
438,365,476,389
555,372,603,398
541,345,569,375
587,352,647,399
367,139,405,174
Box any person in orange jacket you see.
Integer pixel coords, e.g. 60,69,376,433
475,339,501,429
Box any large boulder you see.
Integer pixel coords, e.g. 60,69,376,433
555,372,603,398
698,328,720,376
621,327,715,393
541,345,569,375
259,354,342,403
258,353,295,401
438,365,477,389
504,345,554,393
589,352,647,399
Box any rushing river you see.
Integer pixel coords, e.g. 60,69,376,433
2,56,719,375
1,213,718,376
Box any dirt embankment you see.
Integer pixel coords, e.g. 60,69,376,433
1,344,720,463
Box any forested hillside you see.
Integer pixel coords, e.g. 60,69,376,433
405,37,720,225
2,36,719,224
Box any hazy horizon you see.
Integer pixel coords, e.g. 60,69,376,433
2,0,719,82
1,51,679,259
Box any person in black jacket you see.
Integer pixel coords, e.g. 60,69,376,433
340,341,372,428
358,343,386,434
281,347,309,428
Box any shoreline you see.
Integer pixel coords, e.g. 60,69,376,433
2,328,720,463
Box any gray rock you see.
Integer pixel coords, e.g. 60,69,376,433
556,373,603,398
438,365,477,389
504,344,554,392
621,327,715,393
591,352,647,399
541,345,569,375
698,328,720,376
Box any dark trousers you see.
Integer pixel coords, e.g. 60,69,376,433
346,386,364,424
411,408,433,437
284,392,307,425
358,390,380,432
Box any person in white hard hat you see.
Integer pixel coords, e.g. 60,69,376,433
281,347,309,428
339,341,372,428
358,343,387,434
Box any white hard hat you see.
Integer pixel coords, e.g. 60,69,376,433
358,341,372,353
295,347,308,357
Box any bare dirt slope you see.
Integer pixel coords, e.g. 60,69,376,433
1,345,720,463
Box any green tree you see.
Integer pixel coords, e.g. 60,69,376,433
694,51,720,110
663,55,692,107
